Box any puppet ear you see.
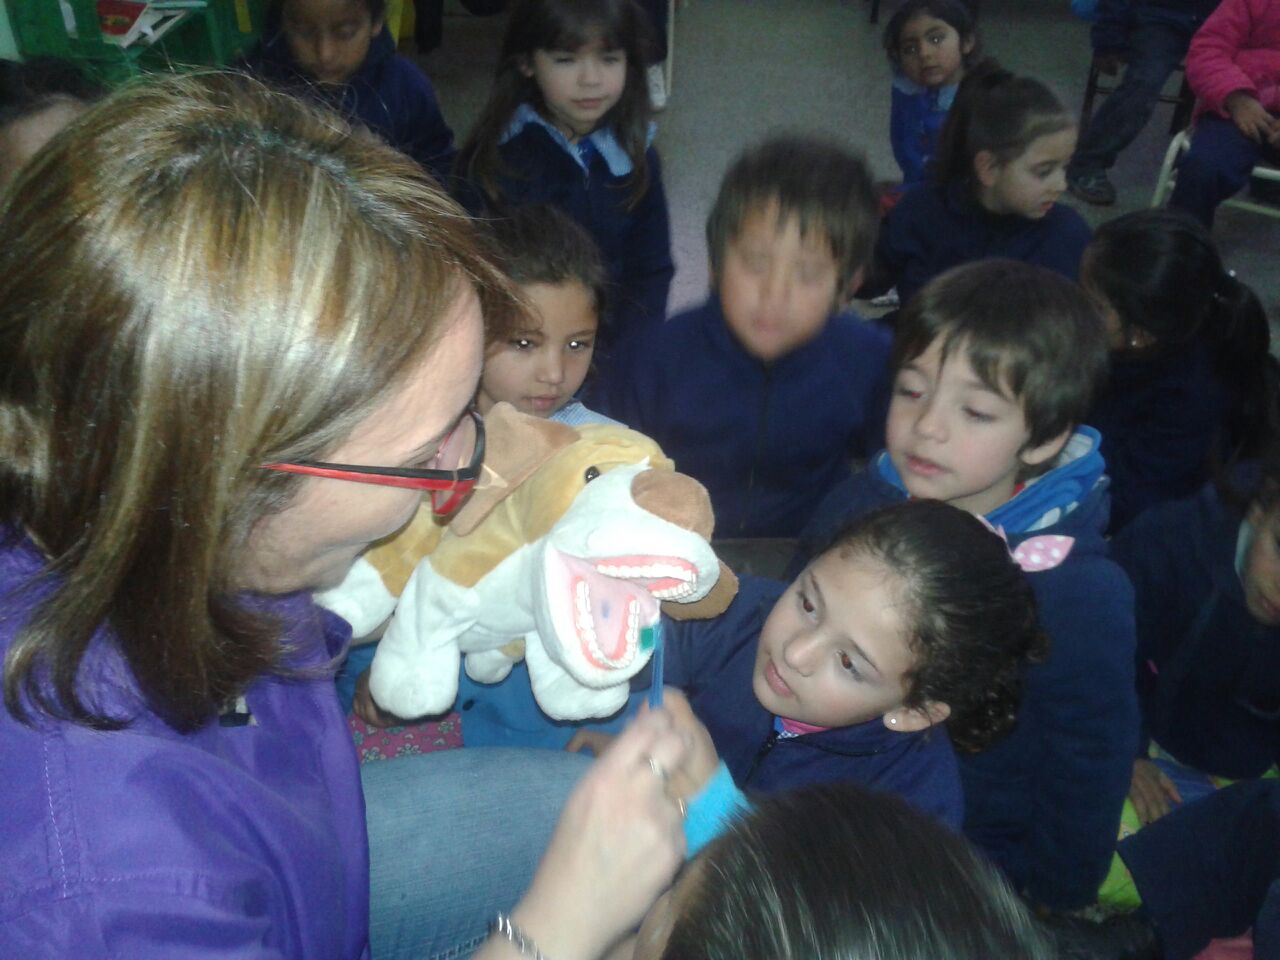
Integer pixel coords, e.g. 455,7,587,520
448,403,577,536
661,561,740,621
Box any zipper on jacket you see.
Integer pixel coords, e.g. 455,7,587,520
739,365,773,536
743,728,780,784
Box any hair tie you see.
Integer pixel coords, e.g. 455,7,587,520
977,517,1074,572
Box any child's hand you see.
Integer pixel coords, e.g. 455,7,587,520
1128,758,1181,824
652,688,720,800
565,729,618,757
352,668,404,728
1225,91,1279,143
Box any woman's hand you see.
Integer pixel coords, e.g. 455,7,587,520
484,708,689,960
1129,758,1181,825
1225,91,1278,143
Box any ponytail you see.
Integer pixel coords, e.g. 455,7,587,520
932,59,1072,187
1208,270,1278,461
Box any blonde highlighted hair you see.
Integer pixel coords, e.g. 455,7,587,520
0,72,518,731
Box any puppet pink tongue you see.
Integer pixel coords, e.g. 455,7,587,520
548,550,660,670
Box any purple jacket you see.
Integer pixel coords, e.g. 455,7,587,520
0,532,370,958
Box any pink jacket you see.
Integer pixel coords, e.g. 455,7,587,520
1186,0,1280,118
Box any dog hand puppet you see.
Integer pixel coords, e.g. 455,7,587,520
316,403,738,721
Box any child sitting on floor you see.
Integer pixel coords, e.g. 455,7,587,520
242,0,456,184
1083,208,1276,533
628,782,1052,960
883,0,981,188
455,0,672,381
343,205,631,739
868,62,1092,307
571,499,1047,832
602,134,892,539
796,259,1138,914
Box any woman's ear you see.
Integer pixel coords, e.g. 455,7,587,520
370,15,385,36
883,700,951,733
518,55,534,78
973,149,1001,189
837,266,867,309
961,34,977,57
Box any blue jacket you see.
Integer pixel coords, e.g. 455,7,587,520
243,29,456,186
795,430,1139,910
602,295,892,539
875,181,1093,307
1111,468,1280,780
457,106,673,374
1091,338,1235,533
890,78,958,186
662,576,964,830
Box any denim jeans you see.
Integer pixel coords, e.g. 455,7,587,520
1169,114,1277,228
1071,6,1197,175
362,747,592,960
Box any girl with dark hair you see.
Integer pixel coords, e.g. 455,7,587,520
882,0,981,187
569,499,1048,832
634,783,1052,960
242,0,457,184
455,0,673,380
1084,208,1277,533
869,61,1092,306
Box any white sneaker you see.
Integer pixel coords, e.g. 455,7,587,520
647,64,668,112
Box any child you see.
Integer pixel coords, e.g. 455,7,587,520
343,204,628,738
1083,209,1276,533
795,259,1139,913
869,62,1092,307
1110,450,1280,823
242,0,456,185
883,0,981,188
477,205,620,428
0,57,100,192
573,499,1048,833
602,135,892,539
1169,0,1280,227
455,0,672,379
631,783,1053,960
1066,0,1217,206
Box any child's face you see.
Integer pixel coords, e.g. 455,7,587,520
522,36,627,141
896,14,973,89
975,127,1077,220
886,337,1066,516
476,280,597,417
718,204,845,363
1243,502,1280,626
282,0,383,86
753,551,919,729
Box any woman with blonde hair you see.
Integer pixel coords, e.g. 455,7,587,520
0,73,689,959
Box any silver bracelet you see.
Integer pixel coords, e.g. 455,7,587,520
491,912,550,960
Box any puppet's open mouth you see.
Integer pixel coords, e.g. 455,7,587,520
546,550,697,671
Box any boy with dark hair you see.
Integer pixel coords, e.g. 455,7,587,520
794,259,1139,915
603,135,891,539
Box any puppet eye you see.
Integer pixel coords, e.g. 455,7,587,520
584,466,601,483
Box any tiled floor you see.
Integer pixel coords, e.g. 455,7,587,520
419,0,1278,329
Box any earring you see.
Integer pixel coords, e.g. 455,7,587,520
888,716,898,726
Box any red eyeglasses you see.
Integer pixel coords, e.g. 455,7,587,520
261,407,485,517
